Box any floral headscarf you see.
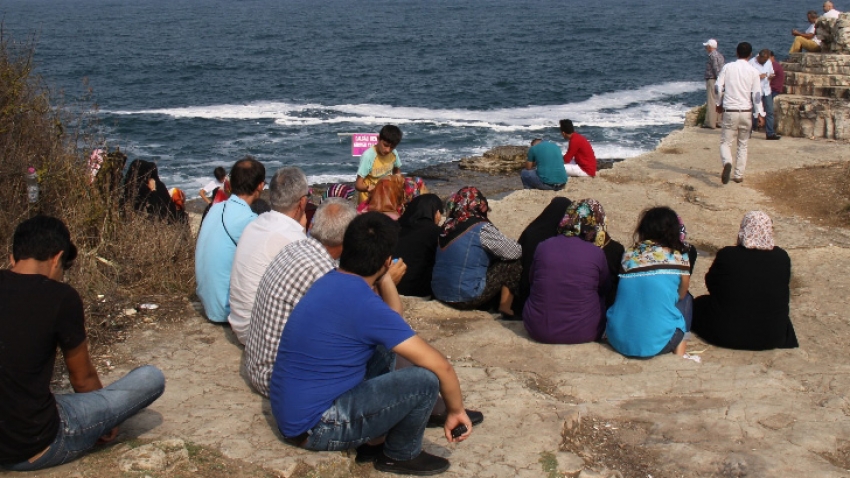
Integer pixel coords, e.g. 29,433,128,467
557,198,607,247
403,176,428,206
440,186,489,239
738,211,774,250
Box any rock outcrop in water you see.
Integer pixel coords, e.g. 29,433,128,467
776,12,850,140
458,145,623,173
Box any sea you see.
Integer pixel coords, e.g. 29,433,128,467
3,0,806,191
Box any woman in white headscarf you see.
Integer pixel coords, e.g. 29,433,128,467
691,211,798,350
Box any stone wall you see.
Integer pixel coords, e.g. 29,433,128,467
775,95,850,139
776,12,850,140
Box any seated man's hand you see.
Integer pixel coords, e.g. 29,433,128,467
758,116,766,128
385,258,407,285
443,410,473,443
97,427,119,445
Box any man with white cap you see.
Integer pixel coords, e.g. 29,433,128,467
703,39,725,129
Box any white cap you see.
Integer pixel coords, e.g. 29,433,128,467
703,39,718,48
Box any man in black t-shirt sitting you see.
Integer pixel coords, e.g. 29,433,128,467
0,216,165,471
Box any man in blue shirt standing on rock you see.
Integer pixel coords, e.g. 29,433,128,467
520,138,568,190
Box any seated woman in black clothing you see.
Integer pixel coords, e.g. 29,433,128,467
394,194,444,297
511,197,572,317
122,160,186,223
691,211,798,350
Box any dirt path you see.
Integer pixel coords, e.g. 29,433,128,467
18,127,850,478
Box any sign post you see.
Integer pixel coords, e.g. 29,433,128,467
351,133,379,156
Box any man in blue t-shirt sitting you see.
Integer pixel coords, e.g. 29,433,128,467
270,212,473,476
520,138,568,190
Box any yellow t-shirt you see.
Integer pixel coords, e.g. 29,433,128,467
356,147,400,203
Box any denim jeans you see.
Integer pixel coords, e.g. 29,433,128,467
3,365,165,472
752,94,775,137
520,169,564,190
658,292,695,355
302,348,439,461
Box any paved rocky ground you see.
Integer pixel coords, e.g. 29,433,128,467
12,126,850,478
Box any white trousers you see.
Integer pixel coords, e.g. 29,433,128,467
564,160,590,177
719,111,752,179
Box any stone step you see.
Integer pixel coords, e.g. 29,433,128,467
775,94,850,140
783,71,850,98
780,53,850,74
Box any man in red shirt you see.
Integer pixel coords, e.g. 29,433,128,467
560,119,597,177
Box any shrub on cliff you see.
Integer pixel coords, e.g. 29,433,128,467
0,34,194,345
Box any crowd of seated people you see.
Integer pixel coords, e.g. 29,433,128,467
2,120,800,475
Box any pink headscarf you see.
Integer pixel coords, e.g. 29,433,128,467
737,211,774,250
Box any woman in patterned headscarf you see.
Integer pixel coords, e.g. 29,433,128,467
431,186,522,316
523,199,616,344
691,211,798,350
606,206,693,358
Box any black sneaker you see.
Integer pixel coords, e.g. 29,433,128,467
427,409,484,428
355,443,384,464
721,163,732,184
766,135,781,140
374,451,450,476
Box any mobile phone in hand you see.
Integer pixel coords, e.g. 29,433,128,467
450,424,467,439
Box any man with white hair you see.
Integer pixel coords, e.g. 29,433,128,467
703,39,725,129
229,167,309,344
823,1,841,18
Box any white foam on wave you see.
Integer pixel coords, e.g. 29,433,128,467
105,81,702,130
592,144,647,159
306,173,357,185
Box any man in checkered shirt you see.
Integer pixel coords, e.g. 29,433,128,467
244,198,360,397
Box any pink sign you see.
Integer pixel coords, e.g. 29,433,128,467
352,133,379,156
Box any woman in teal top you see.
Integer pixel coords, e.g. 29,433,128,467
606,207,693,358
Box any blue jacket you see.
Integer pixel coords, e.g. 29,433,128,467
432,223,490,303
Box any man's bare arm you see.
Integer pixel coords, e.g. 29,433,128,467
64,340,102,393
393,336,472,442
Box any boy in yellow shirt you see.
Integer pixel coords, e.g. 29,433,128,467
355,125,402,204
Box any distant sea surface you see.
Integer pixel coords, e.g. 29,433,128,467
4,0,804,190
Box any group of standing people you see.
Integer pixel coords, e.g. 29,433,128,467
704,2,842,185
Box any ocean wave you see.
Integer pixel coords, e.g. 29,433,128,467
106,81,702,130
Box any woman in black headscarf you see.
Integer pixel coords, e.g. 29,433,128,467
394,194,444,297
510,197,572,317
123,160,184,223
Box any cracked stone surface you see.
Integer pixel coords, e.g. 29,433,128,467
27,127,850,477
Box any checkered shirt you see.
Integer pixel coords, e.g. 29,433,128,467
244,237,336,397
480,223,522,260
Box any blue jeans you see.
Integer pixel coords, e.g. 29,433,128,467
3,365,165,471
520,169,565,191
753,94,775,137
659,293,695,355
302,349,439,461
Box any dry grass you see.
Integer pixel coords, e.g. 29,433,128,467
0,32,194,349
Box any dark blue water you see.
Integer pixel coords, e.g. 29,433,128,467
3,0,804,189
